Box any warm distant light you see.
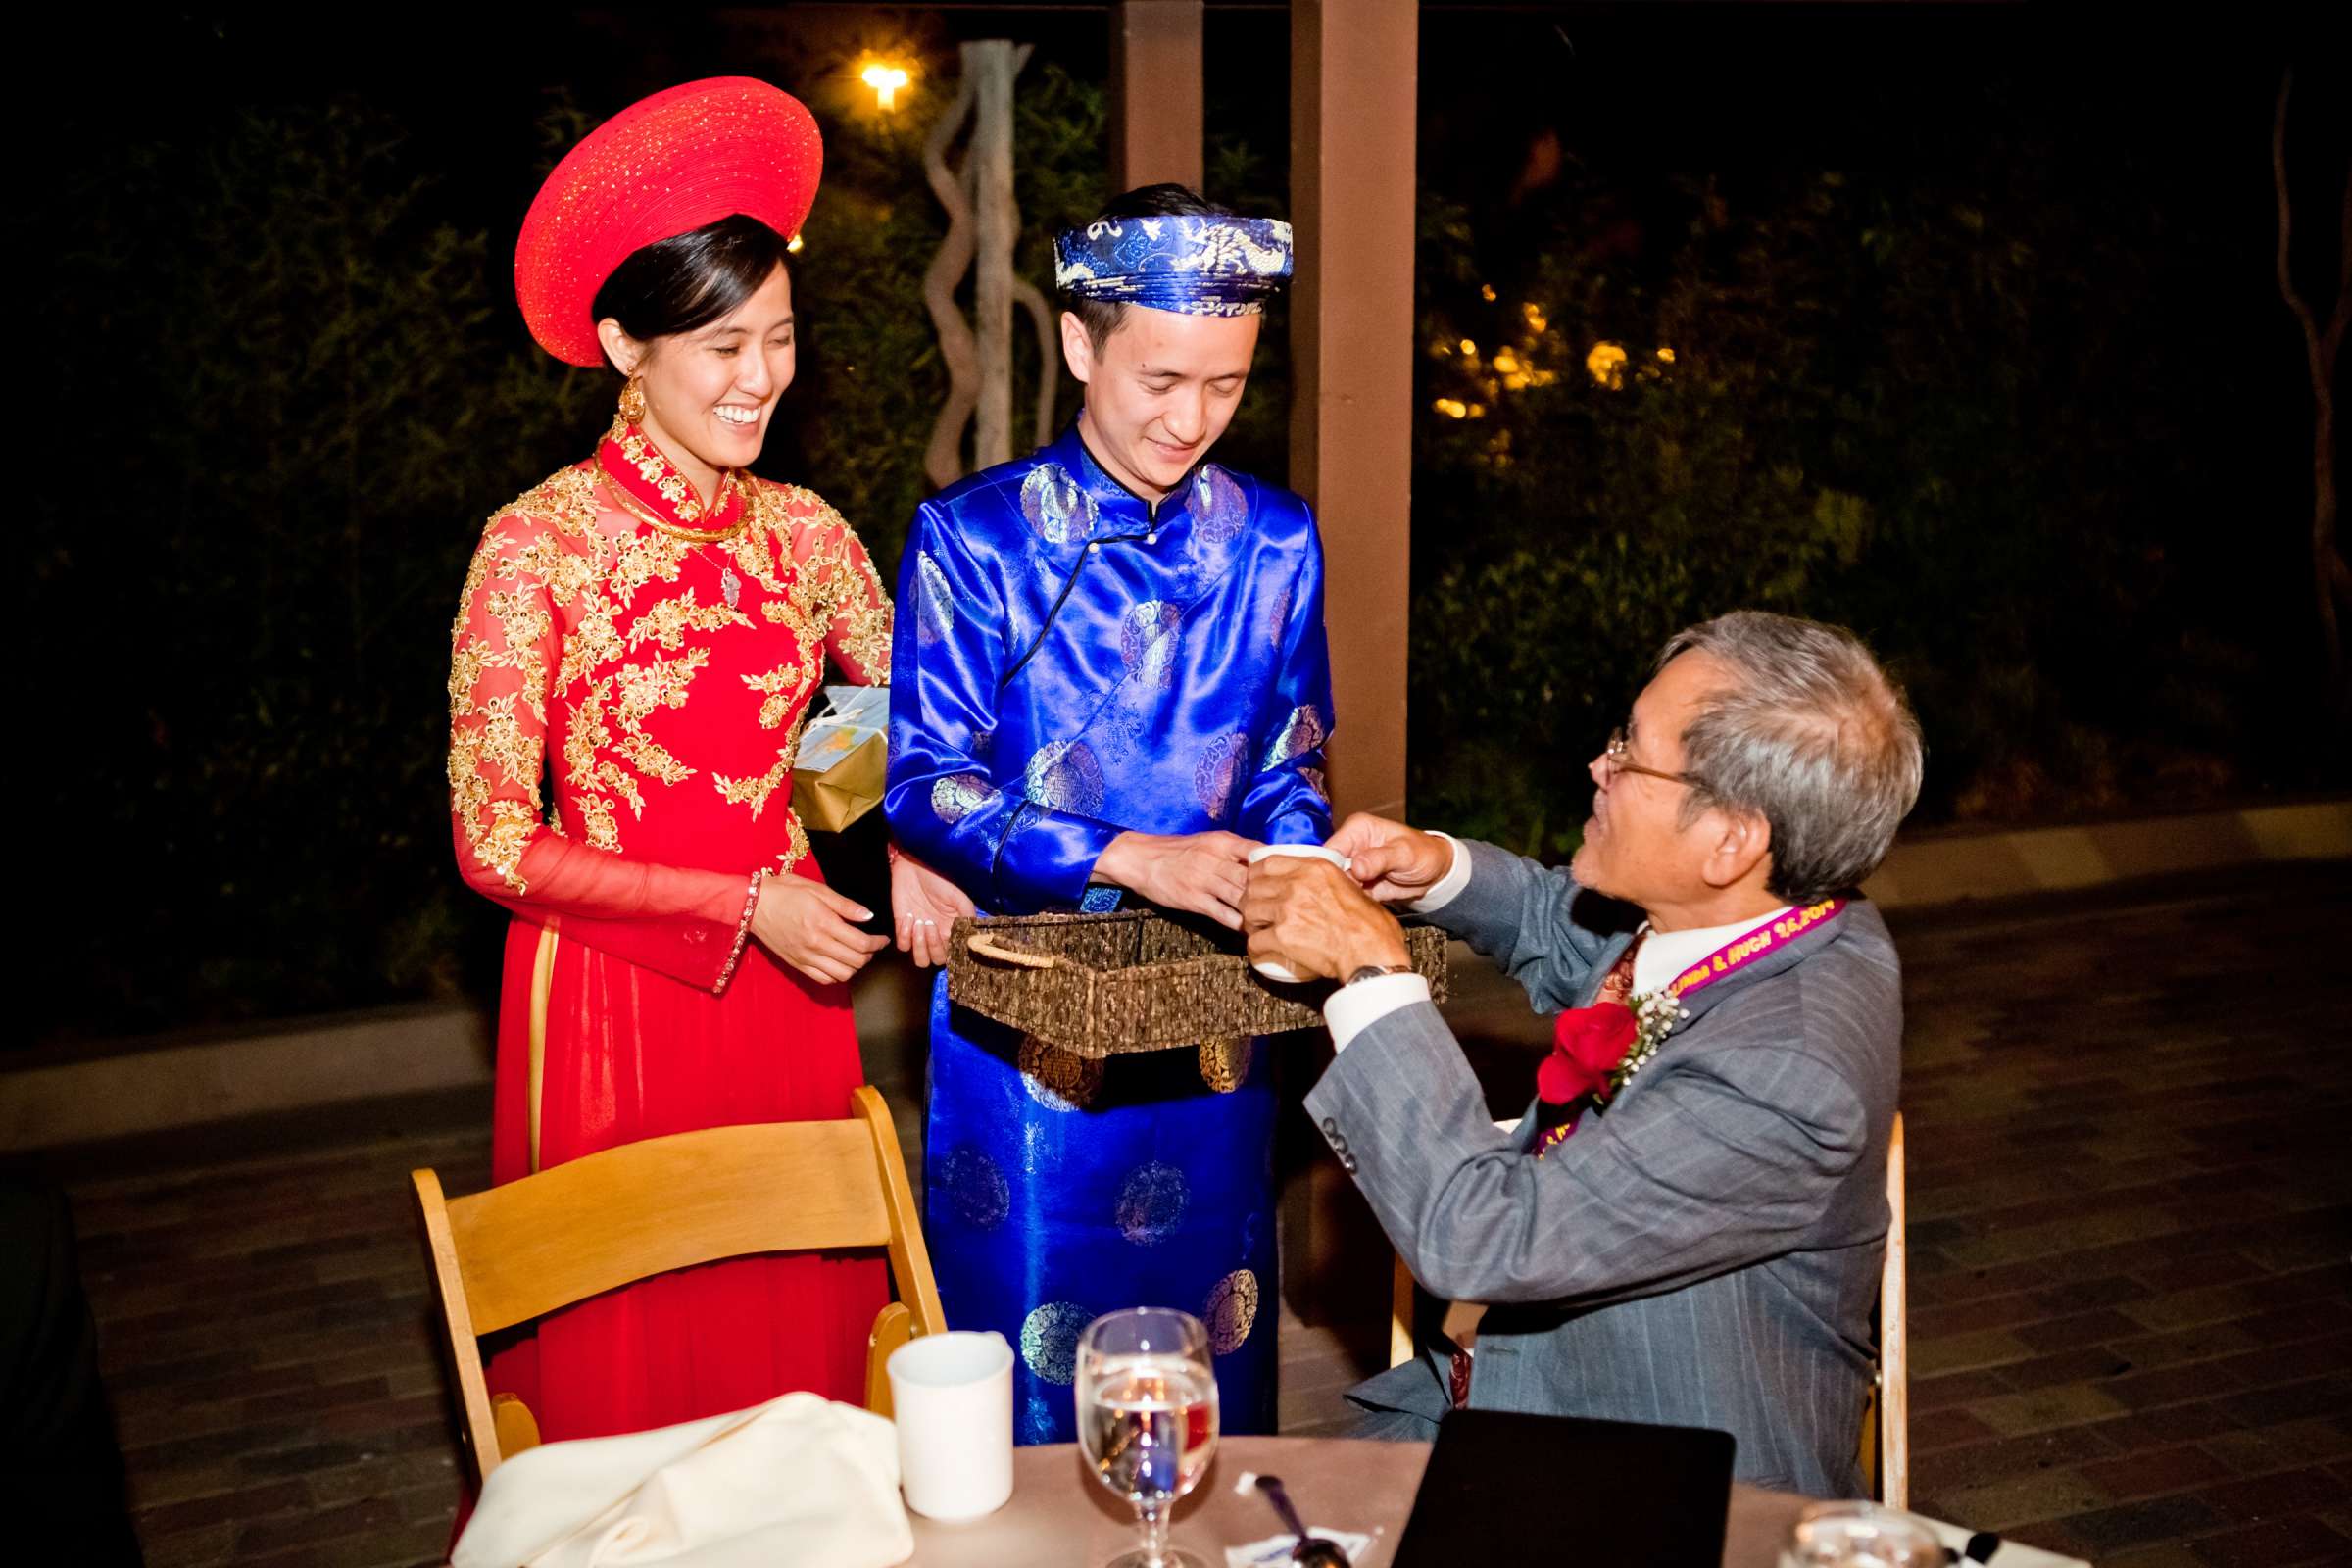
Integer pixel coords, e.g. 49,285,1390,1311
1458,338,1478,357
1523,302,1549,333
860,60,912,110
1586,341,1628,389
787,233,806,255
1432,397,1469,419
1492,348,1522,374
1655,346,1675,364
1480,284,1497,302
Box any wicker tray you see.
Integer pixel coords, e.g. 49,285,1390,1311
946,908,1450,1057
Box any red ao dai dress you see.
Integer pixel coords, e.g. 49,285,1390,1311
446,428,891,1441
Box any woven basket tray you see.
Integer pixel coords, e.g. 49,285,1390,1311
945,908,1450,1057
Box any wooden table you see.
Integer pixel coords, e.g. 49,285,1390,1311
906,1436,1815,1566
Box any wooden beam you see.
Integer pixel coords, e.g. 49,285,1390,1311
1110,0,1204,193
969,39,1019,469
1291,0,1417,821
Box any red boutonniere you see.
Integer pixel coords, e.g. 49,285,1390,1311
1539,1002,1640,1107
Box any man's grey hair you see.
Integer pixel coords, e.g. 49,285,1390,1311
1658,612,1924,904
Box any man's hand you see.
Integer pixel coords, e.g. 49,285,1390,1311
1324,812,1455,905
1094,830,1261,929
890,846,976,968
1241,856,1412,983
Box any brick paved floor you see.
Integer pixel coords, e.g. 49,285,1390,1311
54,859,2352,1567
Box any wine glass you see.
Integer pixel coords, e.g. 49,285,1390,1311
1075,1306,1220,1568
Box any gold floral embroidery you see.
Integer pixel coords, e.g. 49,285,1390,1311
747,483,894,683
742,654,812,729
713,749,794,819
711,703,812,820
606,526,695,603
448,484,596,890
627,588,752,652
775,814,811,877
608,651,708,785
612,422,738,525
1198,1037,1251,1094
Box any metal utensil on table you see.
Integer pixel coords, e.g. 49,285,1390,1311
1253,1474,1352,1567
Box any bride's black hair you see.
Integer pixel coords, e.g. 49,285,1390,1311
592,214,793,346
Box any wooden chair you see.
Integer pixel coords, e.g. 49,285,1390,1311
1385,1109,1909,1507
1859,1110,1908,1508
411,1085,945,1486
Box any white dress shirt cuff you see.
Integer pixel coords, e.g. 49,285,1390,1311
1324,973,1433,1053
1407,831,1472,913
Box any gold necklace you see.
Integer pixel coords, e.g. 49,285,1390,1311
595,454,748,544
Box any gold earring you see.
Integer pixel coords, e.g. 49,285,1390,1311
616,375,647,428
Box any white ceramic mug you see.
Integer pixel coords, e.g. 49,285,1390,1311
887,1330,1015,1522
1245,843,1354,983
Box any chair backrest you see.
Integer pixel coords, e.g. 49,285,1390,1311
412,1085,943,1483
1869,1109,1909,1508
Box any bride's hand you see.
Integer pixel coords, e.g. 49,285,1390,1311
891,846,977,968
752,875,889,985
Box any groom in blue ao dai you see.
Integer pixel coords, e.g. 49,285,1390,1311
885,186,1333,1443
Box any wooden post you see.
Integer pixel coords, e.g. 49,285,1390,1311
969,40,1018,469
1281,0,1420,1337
1291,0,1417,821
1110,0,1204,193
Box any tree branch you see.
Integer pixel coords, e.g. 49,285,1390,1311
922,74,980,489
2275,71,2320,360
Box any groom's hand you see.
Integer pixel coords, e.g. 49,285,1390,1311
1324,812,1454,905
1094,830,1260,929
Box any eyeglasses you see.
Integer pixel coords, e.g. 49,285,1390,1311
1603,726,1704,791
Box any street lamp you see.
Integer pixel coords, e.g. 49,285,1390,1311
859,60,911,111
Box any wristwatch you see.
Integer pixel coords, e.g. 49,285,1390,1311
1343,962,1416,987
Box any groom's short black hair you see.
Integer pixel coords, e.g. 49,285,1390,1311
1062,183,1234,354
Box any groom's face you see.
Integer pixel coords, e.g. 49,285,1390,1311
1061,306,1261,501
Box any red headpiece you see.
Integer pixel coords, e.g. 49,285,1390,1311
514,76,823,368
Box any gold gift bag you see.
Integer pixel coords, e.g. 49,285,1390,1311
790,686,889,831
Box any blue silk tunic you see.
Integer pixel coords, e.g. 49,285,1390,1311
885,421,1335,1443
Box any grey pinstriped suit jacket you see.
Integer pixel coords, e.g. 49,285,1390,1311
1304,839,1900,1496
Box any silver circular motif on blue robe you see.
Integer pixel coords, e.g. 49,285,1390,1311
1186,466,1248,545
1203,1268,1261,1355
1024,739,1105,815
1020,1300,1092,1385
914,551,956,647
1193,732,1250,821
1261,705,1327,770
1020,464,1097,545
940,1146,1009,1230
1120,600,1184,689
931,771,999,824
1263,579,1294,650
1114,1161,1190,1246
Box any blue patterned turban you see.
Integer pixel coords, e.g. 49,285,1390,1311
1054,216,1295,318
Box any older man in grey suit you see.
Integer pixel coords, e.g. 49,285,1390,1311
1242,612,1923,1496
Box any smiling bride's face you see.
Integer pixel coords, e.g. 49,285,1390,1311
602,263,797,489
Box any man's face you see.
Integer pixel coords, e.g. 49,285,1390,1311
1569,652,1735,910
1060,306,1261,500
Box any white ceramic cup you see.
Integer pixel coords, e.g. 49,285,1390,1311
1245,843,1354,983
887,1330,1015,1522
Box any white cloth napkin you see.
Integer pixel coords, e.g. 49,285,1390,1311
1915,1514,2085,1568
453,1392,914,1568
